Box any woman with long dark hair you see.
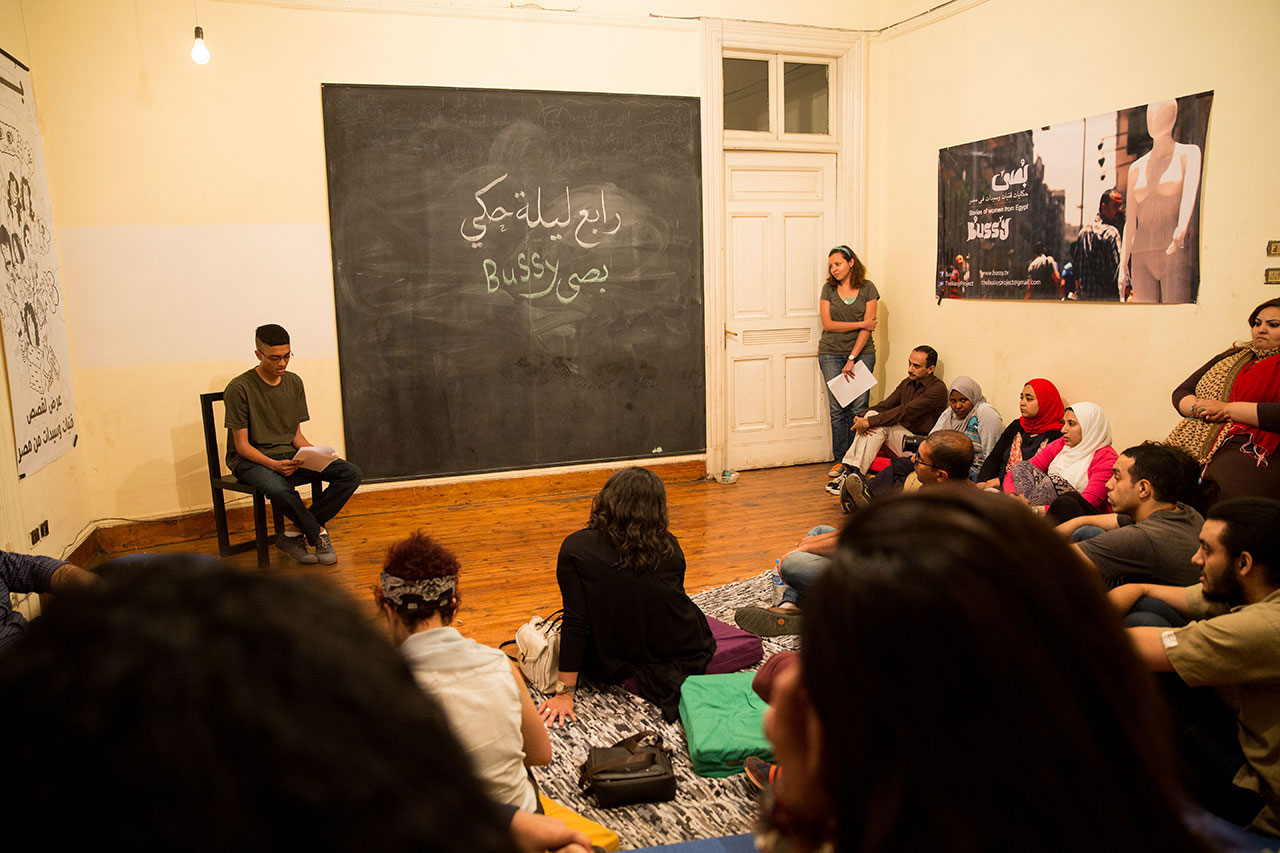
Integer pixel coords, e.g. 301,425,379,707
760,489,1212,853
538,467,714,726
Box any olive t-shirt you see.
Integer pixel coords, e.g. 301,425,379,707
818,279,879,356
1165,585,1280,836
223,368,309,471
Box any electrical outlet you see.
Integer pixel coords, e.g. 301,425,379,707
29,526,39,546
39,520,48,537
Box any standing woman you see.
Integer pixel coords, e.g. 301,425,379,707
538,467,714,726
818,245,880,475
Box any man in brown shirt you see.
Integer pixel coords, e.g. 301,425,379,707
827,345,947,496
1111,497,1280,838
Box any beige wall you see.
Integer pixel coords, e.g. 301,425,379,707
868,0,1280,451
3,0,1277,555
0,0,93,556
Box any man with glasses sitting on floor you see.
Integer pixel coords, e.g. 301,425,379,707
223,324,363,565
735,431,973,637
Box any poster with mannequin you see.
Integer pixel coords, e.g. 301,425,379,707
0,49,76,477
936,91,1212,304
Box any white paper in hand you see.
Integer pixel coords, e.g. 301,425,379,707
292,445,339,473
826,361,877,408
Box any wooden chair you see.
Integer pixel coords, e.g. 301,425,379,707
200,391,314,568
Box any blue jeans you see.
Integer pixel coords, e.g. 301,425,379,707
1069,525,1106,544
819,351,875,463
779,525,835,606
233,453,363,545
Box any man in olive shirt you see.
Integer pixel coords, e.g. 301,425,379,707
225,324,362,565
827,345,947,496
1112,498,1280,837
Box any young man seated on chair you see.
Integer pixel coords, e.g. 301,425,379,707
223,324,363,565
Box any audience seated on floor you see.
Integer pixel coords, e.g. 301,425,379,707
0,554,589,853
377,531,551,812
1113,497,1280,840
1005,401,1117,524
733,431,973,638
975,378,1065,490
864,375,1001,494
825,345,947,497
1057,441,1204,589
755,489,1216,852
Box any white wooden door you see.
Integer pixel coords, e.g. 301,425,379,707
724,152,837,470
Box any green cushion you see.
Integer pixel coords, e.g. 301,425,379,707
678,672,774,778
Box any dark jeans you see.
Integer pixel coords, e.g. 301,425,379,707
233,453,363,545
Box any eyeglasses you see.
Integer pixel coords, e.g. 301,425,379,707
912,452,942,471
262,352,293,363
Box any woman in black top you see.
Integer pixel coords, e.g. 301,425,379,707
975,378,1065,489
538,467,714,725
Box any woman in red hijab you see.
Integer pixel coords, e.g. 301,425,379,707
975,378,1065,490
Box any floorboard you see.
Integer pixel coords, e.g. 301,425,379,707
97,463,844,650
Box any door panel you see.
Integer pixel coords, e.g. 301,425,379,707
725,152,837,470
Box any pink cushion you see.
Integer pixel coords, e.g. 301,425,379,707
621,616,763,696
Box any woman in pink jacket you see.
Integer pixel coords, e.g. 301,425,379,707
1004,401,1117,524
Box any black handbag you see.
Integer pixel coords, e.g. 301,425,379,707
579,731,677,808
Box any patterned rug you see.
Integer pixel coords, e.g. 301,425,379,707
531,571,798,850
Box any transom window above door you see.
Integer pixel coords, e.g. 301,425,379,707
723,54,833,140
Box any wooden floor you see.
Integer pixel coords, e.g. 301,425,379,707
100,463,844,650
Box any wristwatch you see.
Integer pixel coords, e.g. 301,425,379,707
553,680,576,695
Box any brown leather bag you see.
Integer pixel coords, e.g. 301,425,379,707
578,731,677,808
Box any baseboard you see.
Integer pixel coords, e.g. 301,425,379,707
94,458,708,554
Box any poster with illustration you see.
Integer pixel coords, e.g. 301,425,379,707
0,49,76,477
936,91,1212,304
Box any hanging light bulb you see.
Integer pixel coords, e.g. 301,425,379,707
190,25,210,65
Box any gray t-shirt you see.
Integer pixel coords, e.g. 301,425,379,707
1078,503,1204,589
818,279,879,356
223,368,309,471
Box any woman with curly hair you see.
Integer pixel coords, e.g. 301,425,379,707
377,532,551,812
538,467,714,726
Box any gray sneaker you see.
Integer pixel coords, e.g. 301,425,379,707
314,531,337,565
276,534,318,565
734,605,803,638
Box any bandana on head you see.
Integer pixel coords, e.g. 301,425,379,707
380,573,455,609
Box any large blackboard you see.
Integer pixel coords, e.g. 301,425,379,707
321,85,705,481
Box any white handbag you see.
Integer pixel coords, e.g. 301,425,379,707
504,609,563,693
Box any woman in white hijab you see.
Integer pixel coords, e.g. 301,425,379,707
931,376,1004,480
1004,401,1118,524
